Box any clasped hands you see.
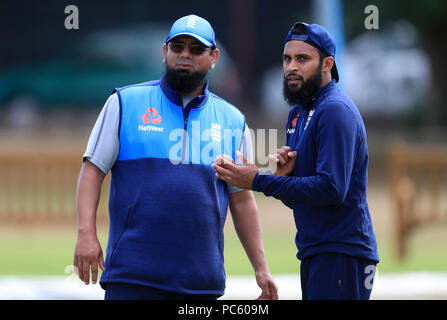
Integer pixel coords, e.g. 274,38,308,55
211,146,297,189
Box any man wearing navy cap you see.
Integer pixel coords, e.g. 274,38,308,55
74,14,278,300
213,22,379,300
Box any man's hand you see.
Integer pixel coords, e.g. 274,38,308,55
74,160,106,285
212,151,259,190
229,190,278,300
268,146,297,176
255,271,279,300
73,231,105,285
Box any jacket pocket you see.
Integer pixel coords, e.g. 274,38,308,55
110,204,134,267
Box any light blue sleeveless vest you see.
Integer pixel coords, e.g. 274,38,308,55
99,77,245,295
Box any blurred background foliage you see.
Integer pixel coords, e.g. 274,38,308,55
2,0,447,130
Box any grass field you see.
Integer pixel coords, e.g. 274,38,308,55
1,187,446,278
1,127,446,279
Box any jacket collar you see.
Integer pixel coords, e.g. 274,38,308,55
301,79,336,110
160,74,210,109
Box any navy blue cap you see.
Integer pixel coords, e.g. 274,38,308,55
166,14,216,48
284,22,339,82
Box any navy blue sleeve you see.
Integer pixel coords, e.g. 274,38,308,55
252,101,359,205
280,199,294,209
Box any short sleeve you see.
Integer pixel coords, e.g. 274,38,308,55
83,93,120,174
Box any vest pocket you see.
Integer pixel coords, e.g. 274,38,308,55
110,204,134,267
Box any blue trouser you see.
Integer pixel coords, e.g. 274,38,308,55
300,253,377,300
104,283,220,300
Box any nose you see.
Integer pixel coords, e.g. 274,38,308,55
285,59,299,74
179,45,193,59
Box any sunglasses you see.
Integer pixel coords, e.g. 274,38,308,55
168,41,212,55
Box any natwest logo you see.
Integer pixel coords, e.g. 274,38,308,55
142,107,162,124
291,112,300,127
288,112,300,134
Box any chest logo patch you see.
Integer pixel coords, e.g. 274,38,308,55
142,107,162,124
211,123,222,142
288,112,300,134
291,112,300,127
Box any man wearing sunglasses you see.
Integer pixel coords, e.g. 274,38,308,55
74,14,278,300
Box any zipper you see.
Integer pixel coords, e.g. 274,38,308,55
298,110,307,137
181,104,192,163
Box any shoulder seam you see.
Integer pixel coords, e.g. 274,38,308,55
114,80,161,93
318,98,362,135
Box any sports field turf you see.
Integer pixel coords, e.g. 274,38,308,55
1,191,446,277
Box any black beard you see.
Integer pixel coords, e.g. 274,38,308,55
164,65,207,95
283,63,323,107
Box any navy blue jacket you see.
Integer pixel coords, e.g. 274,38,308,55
253,80,379,262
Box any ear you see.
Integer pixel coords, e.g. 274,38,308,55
210,48,220,70
322,56,334,73
162,43,167,64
